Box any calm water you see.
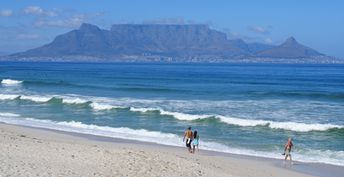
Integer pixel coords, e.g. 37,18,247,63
0,62,343,166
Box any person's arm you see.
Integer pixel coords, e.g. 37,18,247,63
284,143,287,151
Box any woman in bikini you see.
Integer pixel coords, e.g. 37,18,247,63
192,130,200,153
284,137,293,162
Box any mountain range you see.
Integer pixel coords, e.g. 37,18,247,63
3,23,341,63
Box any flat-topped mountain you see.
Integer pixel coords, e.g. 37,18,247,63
5,23,338,63
11,23,250,58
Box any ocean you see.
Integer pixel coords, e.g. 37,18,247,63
0,62,343,166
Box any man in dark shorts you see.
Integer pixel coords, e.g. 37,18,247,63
183,127,193,153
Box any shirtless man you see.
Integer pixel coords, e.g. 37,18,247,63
284,137,293,162
183,127,193,153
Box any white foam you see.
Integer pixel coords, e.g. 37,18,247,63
20,95,52,103
216,115,269,126
129,107,211,120
267,121,343,132
0,112,20,117
0,113,343,166
130,108,343,132
128,107,343,132
159,110,211,120
56,121,178,141
1,92,342,132
1,79,23,85
62,97,89,104
129,107,158,113
90,102,121,111
215,115,343,132
0,94,20,100
0,93,89,105
0,115,181,147
292,149,344,166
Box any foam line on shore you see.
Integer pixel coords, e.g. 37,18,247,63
0,112,343,166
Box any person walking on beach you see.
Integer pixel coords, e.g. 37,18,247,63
192,130,200,153
183,127,193,153
284,137,293,162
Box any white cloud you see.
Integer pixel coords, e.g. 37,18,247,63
0,9,13,17
142,17,211,26
222,28,277,44
33,12,102,28
264,37,273,44
224,30,257,41
16,33,41,40
34,15,86,28
23,6,56,17
248,26,270,35
143,17,186,24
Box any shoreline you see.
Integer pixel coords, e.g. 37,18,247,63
1,122,343,177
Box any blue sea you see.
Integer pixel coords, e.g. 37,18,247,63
0,62,343,166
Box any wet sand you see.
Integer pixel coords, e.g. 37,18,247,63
0,123,342,177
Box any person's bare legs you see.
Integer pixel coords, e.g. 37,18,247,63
284,155,289,167
192,145,195,153
188,143,192,153
284,154,293,167
289,155,293,165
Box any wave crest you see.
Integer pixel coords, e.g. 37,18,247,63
1,79,23,85
0,112,20,117
61,97,89,104
0,93,342,132
89,102,124,111
0,94,20,100
129,107,158,113
20,95,52,103
217,115,343,132
129,107,343,132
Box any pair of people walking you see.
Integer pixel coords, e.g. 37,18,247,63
183,127,199,153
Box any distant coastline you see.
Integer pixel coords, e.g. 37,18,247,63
2,23,342,64
1,55,343,64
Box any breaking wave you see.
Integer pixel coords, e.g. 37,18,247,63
0,93,343,132
1,79,23,86
129,107,343,132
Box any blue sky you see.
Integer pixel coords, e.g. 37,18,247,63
0,0,343,57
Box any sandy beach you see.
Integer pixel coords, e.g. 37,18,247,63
2,123,341,177
1,0,344,175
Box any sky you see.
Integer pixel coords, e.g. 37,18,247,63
0,0,343,57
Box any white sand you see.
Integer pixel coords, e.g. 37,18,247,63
0,123,314,177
